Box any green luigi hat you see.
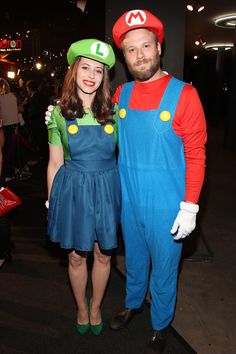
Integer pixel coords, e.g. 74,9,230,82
67,38,115,70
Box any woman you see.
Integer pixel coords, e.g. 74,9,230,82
46,39,120,335
0,78,20,182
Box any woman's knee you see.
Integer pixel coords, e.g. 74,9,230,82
68,250,87,268
93,248,111,265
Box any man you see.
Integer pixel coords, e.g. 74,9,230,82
109,9,206,353
45,8,206,353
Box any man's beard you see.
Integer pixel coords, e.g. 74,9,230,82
127,58,160,82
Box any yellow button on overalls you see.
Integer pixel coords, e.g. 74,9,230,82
119,108,126,119
160,110,171,122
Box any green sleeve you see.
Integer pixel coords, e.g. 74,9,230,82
47,106,71,160
47,106,63,146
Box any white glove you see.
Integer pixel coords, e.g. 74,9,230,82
45,200,49,209
45,105,55,125
170,201,199,240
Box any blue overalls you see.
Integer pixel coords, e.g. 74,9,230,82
48,118,120,251
118,77,186,330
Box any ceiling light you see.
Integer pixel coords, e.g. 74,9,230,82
195,38,206,47
187,1,205,12
204,43,234,51
187,2,194,11
215,14,236,28
197,2,204,12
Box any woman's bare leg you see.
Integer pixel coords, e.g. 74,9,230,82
90,243,111,325
68,250,89,324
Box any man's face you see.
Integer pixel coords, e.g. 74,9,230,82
122,28,161,82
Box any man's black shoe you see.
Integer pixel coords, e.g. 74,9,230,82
110,307,143,330
146,328,167,353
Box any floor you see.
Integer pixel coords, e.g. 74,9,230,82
116,121,236,354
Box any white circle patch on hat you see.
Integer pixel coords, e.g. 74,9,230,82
125,10,147,27
90,42,109,59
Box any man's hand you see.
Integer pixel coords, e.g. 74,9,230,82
45,105,55,125
170,201,199,240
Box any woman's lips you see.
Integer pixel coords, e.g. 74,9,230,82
83,80,95,87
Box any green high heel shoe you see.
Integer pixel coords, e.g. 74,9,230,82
76,322,90,335
76,299,90,335
89,299,103,336
90,321,103,336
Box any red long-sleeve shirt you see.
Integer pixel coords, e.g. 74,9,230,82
112,74,207,203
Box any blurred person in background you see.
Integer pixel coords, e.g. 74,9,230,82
0,78,20,182
25,79,50,162
0,120,12,269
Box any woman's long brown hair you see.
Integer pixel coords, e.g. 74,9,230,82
59,58,114,124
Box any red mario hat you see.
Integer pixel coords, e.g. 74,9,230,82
112,9,164,49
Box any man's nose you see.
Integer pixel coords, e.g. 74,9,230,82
137,48,144,58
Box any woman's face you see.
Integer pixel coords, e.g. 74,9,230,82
76,57,104,97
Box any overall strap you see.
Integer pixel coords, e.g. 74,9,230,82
119,81,135,107
158,77,186,123
65,118,78,128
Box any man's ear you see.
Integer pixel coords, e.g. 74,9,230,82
157,42,162,56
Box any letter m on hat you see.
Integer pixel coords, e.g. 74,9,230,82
126,10,147,27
